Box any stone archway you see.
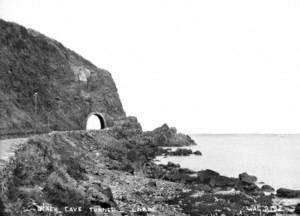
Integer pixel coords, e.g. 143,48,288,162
86,112,106,130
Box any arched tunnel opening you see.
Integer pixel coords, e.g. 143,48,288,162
86,112,106,130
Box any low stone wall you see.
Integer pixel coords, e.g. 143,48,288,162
0,127,49,139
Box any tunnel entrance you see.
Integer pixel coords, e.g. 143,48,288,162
86,112,106,130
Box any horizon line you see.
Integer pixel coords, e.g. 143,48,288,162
188,133,300,136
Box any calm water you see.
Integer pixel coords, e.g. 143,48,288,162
157,134,300,190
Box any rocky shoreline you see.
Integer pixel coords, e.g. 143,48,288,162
0,117,300,216
1,18,298,216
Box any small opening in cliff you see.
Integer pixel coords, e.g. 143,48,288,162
86,113,106,130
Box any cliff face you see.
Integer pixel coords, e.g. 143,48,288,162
0,19,125,136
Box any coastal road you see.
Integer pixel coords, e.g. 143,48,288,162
0,137,28,166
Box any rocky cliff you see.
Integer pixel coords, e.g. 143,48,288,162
0,19,125,137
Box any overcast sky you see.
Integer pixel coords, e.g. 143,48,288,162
1,0,300,133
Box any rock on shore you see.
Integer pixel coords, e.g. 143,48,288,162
261,185,275,193
277,188,300,198
239,172,258,184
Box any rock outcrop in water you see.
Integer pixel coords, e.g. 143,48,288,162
0,19,125,137
276,188,300,198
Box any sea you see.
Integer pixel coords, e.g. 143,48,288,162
157,134,300,190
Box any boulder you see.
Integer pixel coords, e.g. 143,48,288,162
195,170,234,188
277,188,300,198
242,183,260,193
144,163,165,179
197,169,220,183
235,178,259,193
146,181,157,188
44,169,116,208
194,184,212,192
178,168,195,175
167,148,193,156
295,203,300,214
150,163,197,183
165,161,181,170
164,168,196,183
164,169,185,182
194,150,202,155
239,172,257,184
86,183,116,208
209,175,235,188
261,185,275,193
